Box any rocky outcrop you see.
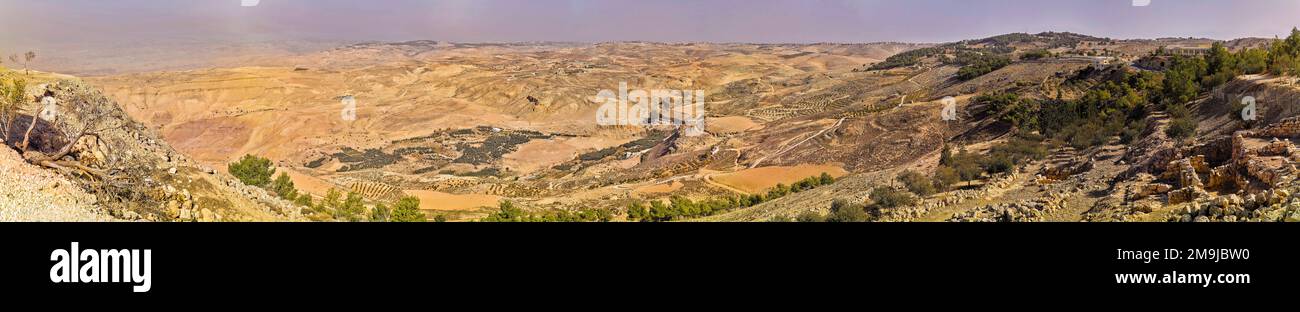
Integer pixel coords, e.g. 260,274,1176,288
947,194,1067,222
0,145,115,221
11,81,302,222
1166,188,1297,222
1247,116,1300,139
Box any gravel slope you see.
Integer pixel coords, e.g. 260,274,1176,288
0,144,116,222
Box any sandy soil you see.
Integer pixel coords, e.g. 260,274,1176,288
710,164,849,194
280,168,341,198
402,190,502,211
707,116,762,134
501,136,622,174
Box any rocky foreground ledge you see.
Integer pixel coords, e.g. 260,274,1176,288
0,141,116,221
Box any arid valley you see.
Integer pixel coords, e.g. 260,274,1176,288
6,28,1300,222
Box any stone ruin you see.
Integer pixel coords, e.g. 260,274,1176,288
1125,117,1300,222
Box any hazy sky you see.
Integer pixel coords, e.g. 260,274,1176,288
2,0,1299,48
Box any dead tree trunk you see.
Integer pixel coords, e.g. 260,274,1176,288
19,114,38,152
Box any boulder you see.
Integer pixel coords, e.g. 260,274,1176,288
1130,183,1173,200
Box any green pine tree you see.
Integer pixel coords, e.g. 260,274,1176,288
389,196,427,222
228,154,275,187
269,172,297,200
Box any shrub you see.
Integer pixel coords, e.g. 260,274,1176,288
481,200,526,222
932,166,961,192
293,194,313,207
0,77,28,141
796,211,826,223
943,147,985,183
1166,117,1198,140
767,183,790,199
647,200,676,222
990,137,1048,162
1020,50,1051,61
389,196,426,222
1238,48,1269,74
626,202,648,221
228,154,275,187
336,192,365,222
868,187,916,211
269,172,297,200
981,154,1016,175
826,199,867,222
1269,52,1295,76
622,174,834,222
1119,122,1147,144
897,170,936,196
976,92,1020,116
819,172,835,185
316,189,342,216
370,203,390,222
955,55,1012,80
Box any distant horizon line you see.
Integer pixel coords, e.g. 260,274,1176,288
10,28,1295,55
340,34,1274,46
314,28,1300,46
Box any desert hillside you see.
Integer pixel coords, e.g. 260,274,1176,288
7,30,1300,222
0,69,301,221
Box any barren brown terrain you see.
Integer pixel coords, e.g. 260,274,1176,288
6,30,1299,223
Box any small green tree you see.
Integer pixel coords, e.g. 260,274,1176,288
1238,48,1269,74
767,183,790,199
390,196,427,222
1166,117,1198,140
826,199,867,222
626,201,648,221
480,200,524,222
819,172,835,185
269,172,297,200
316,188,342,216
932,166,961,192
868,187,916,211
228,154,275,187
370,203,391,222
897,170,936,196
336,192,365,222
647,200,676,222
293,194,313,207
